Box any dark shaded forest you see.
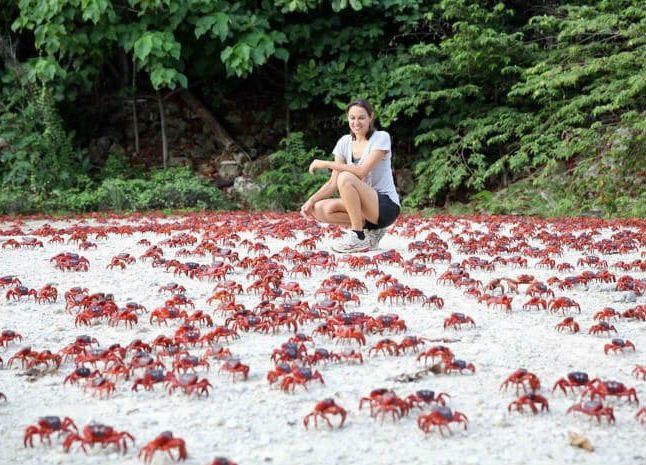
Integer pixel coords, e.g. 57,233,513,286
1,0,644,216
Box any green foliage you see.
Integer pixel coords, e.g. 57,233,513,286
100,149,135,180
3,0,645,217
12,0,291,92
249,132,328,211
284,0,645,211
0,167,232,214
453,131,646,218
0,80,89,194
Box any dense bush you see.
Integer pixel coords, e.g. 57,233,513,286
0,81,90,194
250,132,328,211
2,0,645,216
0,168,232,215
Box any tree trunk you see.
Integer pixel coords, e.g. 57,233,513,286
284,60,290,135
157,90,168,168
131,56,140,154
179,89,251,161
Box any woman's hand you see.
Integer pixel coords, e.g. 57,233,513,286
300,199,315,218
308,159,329,174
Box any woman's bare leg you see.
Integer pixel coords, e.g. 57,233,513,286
336,172,379,230
313,199,352,227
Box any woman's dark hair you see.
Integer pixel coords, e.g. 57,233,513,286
346,99,376,140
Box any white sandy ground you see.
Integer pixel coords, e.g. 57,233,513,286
0,213,644,465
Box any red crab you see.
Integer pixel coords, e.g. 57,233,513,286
577,256,607,269
78,241,97,250
417,345,454,365
0,275,21,287
593,307,621,321
165,294,195,309
280,366,325,393
422,295,444,309
51,253,90,272
508,393,549,414
2,239,20,248
128,352,166,374
588,322,617,336
522,297,547,311
557,262,574,272
24,416,78,447
0,329,23,348
158,283,186,295
36,284,58,303
303,399,347,430
623,306,646,321
138,431,187,464
25,350,62,370
184,310,213,327
7,347,34,368
604,338,635,354
108,310,138,328
83,376,116,398
131,369,168,391
360,390,410,423
219,359,249,381
173,355,210,374
364,314,407,335
165,372,212,397
443,313,475,330
633,365,646,380
583,379,639,404
377,286,408,305
548,297,581,314
303,348,339,365
149,307,189,326
637,408,646,424
525,282,554,298
500,369,541,393
398,336,428,353
63,422,135,454
332,327,366,346
64,367,101,385
555,317,580,333
442,358,476,375
406,390,450,409
417,406,468,436
106,253,136,269
6,285,37,301
267,362,294,385
402,262,435,276
485,295,513,312
368,339,400,357
552,371,593,396
566,400,615,424
201,326,239,344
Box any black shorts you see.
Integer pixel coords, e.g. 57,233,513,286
365,193,400,230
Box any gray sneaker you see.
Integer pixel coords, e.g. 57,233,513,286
365,228,387,251
332,233,371,253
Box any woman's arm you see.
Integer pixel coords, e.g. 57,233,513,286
309,149,386,180
309,154,345,201
300,155,344,217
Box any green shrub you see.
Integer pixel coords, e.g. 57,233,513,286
0,82,89,193
0,167,232,215
0,189,39,215
250,132,328,211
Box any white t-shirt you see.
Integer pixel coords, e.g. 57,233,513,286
332,130,400,206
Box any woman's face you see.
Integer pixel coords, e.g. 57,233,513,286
348,105,371,139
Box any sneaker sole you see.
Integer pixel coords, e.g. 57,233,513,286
331,244,370,253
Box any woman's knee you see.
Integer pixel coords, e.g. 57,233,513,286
336,171,360,190
313,201,328,221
